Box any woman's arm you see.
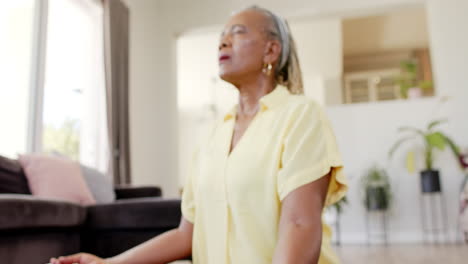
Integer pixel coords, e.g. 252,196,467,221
272,173,331,264
107,217,193,264
51,217,193,264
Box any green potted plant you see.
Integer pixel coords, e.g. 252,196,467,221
389,119,460,193
395,60,432,99
361,166,392,211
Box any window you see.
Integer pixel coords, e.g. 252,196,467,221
0,0,36,158
0,0,108,171
42,0,108,172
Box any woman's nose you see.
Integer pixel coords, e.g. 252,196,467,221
219,42,227,51
219,35,231,51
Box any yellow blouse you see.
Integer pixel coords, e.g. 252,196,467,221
182,85,347,264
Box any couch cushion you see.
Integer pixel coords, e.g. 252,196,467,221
0,194,86,229
81,165,116,204
86,198,181,229
0,155,31,194
18,154,96,205
0,155,22,173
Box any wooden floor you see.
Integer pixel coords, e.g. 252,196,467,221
335,244,468,264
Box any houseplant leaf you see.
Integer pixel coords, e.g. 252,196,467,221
426,132,446,150
427,119,448,131
398,126,425,136
406,150,416,173
388,136,417,158
442,134,461,157
401,60,417,73
389,118,461,174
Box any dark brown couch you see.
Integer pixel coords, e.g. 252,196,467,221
0,155,181,264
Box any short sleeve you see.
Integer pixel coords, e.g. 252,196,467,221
277,101,347,206
181,150,198,223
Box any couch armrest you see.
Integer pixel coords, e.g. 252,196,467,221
0,194,86,230
114,186,162,199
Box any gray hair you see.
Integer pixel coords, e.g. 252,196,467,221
234,5,304,94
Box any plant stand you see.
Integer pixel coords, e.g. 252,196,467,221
419,191,448,244
365,209,388,246
458,174,468,243
419,171,449,243
335,211,342,246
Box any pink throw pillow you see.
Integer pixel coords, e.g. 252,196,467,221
18,154,96,206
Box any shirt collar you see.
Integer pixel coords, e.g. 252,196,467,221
223,85,290,121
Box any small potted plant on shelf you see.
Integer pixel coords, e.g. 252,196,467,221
361,166,392,211
395,60,433,99
389,119,460,193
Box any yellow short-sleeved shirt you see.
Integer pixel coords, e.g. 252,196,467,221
182,85,347,264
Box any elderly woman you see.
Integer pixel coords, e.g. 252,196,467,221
51,5,347,264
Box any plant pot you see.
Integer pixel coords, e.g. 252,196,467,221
420,170,441,193
365,186,389,211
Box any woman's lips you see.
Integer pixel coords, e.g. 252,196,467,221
219,55,231,63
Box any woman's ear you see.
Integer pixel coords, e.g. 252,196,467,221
263,40,282,65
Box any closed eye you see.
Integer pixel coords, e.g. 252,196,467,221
220,24,247,41
231,24,247,34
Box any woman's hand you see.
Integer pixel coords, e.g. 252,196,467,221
49,253,108,264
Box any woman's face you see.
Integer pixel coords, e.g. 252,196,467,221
218,10,279,85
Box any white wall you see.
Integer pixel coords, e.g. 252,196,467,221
123,0,179,196
125,0,468,243
290,19,343,105
177,31,238,114
342,7,429,55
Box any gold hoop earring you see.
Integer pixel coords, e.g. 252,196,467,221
263,63,273,76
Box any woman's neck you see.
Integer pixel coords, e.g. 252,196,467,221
236,77,275,117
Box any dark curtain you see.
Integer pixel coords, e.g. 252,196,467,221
103,0,131,185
